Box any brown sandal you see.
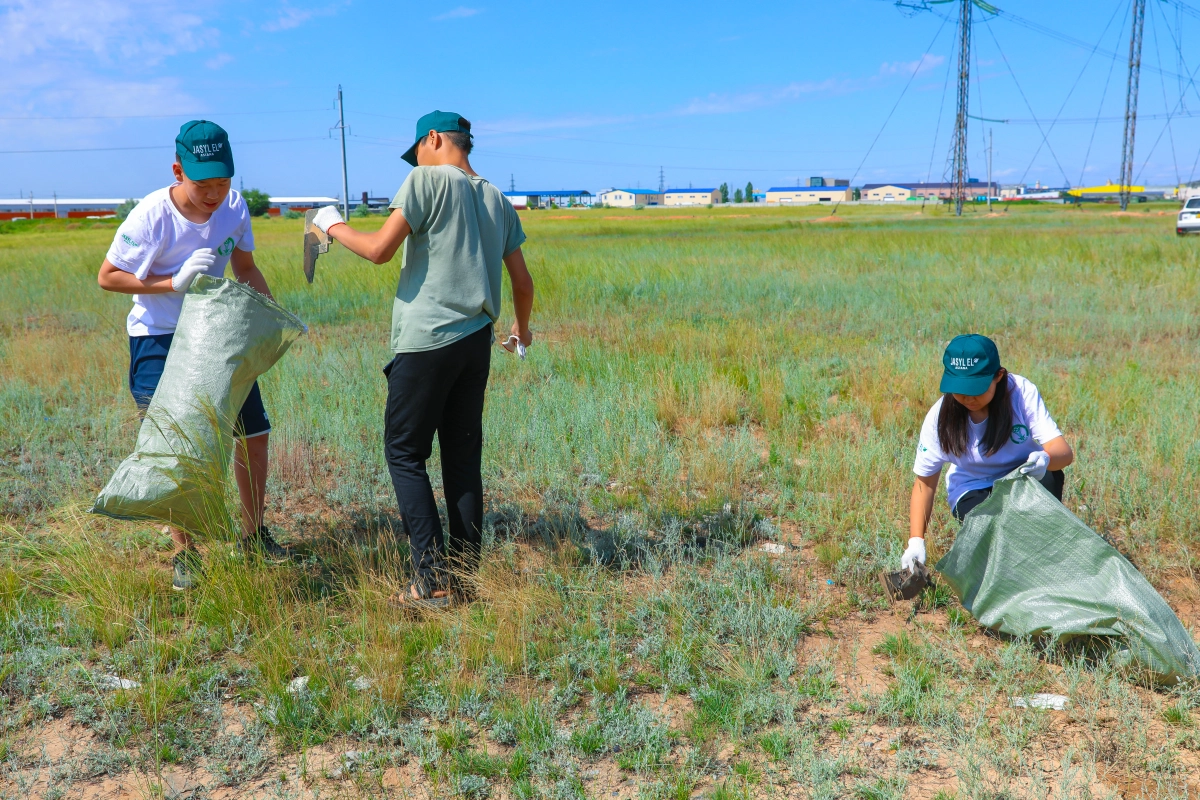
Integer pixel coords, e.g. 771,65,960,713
388,582,453,610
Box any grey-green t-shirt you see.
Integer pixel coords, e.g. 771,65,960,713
387,165,526,353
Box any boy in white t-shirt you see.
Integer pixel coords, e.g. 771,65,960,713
97,120,295,591
901,334,1075,573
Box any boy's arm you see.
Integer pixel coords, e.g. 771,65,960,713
503,247,534,346
229,248,274,300
98,260,175,294
322,207,412,265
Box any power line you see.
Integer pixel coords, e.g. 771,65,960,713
849,13,951,189
1079,7,1126,187
0,137,330,155
982,18,1072,187
0,108,329,121
1012,0,1124,186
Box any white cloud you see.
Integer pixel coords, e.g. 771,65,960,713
478,113,636,134
878,53,945,76
261,2,346,32
205,53,234,70
434,6,481,21
0,0,209,64
676,79,846,116
0,1,207,142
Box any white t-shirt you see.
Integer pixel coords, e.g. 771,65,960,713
106,185,255,336
913,373,1063,510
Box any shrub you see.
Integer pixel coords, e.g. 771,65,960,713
242,189,270,217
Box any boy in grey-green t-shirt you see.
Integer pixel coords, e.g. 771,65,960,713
311,111,534,607
387,165,525,352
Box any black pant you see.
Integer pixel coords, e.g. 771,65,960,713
383,325,492,589
952,469,1065,522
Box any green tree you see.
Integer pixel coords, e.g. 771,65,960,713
744,182,754,203
733,188,744,204
242,189,271,217
115,199,137,221
719,183,729,203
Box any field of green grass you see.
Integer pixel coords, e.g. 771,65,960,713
2,202,1199,798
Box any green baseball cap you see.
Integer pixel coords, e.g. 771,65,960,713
940,334,1001,395
175,120,235,180
402,110,472,167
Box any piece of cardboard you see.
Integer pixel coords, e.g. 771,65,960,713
303,208,331,284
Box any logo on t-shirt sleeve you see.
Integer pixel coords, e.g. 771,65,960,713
121,233,140,248
1010,424,1030,444
217,237,235,256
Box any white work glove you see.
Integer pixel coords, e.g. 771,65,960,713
501,334,527,360
171,248,215,293
900,537,926,572
311,205,345,234
1020,450,1050,480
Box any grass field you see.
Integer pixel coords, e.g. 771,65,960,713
2,202,1199,798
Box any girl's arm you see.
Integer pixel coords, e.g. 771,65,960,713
1041,435,1073,472
326,209,413,265
909,473,940,539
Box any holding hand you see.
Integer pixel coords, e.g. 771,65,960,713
311,205,346,234
1020,450,1050,480
171,248,215,293
900,537,926,572
502,322,532,360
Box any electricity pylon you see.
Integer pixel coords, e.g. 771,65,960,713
1119,0,1147,211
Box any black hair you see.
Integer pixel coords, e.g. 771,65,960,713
442,117,473,155
935,368,1013,457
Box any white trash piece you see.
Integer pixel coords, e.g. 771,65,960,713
759,543,787,555
287,676,310,695
96,674,140,691
1010,693,1069,710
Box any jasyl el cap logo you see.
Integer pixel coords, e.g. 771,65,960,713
939,334,1001,396
175,120,235,181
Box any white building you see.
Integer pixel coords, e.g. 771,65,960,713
597,189,664,207
765,186,852,204
268,197,341,216
663,188,719,206
0,198,136,220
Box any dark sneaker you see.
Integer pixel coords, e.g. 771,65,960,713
172,549,203,592
239,526,297,564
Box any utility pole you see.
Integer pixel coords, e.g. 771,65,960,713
658,167,665,194
510,174,515,192
53,191,58,219
986,129,993,213
950,0,972,217
28,191,33,220
336,85,350,219
1119,0,1147,211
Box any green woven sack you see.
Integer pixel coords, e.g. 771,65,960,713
92,276,306,534
937,470,1200,685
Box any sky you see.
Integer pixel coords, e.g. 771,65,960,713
3,0,1200,200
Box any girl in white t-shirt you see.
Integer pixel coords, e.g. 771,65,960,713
901,334,1074,572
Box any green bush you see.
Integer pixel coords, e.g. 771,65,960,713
242,189,270,217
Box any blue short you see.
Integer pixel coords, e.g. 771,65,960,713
129,333,271,439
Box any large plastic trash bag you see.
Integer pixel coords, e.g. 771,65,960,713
92,276,306,534
936,470,1200,685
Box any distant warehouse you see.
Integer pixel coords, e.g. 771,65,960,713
861,180,997,201
597,189,664,207
0,198,136,220
504,190,592,210
766,178,850,204
663,188,719,206
267,197,341,216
